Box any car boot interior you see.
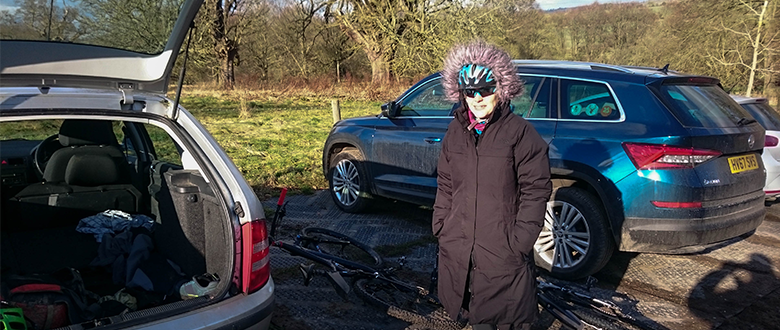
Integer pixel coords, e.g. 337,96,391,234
0,118,232,328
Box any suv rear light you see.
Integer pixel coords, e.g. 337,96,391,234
241,219,270,294
766,135,779,147
623,142,721,169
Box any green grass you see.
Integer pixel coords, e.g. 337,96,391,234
179,95,381,197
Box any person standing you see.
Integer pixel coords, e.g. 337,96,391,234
432,40,552,330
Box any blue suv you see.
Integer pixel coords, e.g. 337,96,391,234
322,60,766,279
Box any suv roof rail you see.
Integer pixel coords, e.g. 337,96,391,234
511,60,634,73
621,65,679,74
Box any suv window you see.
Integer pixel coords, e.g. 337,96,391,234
512,76,551,119
742,102,780,131
661,84,751,128
399,81,453,117
560,79,620,121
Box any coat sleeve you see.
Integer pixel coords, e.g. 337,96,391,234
512,122,552,254
432,130,453,238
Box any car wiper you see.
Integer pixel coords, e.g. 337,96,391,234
737,117,757,126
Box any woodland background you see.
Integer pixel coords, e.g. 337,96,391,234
3,0,780,101
4,0,780,193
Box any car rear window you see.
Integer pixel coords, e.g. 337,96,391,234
559,79,621,121
660,84,752,128
741,102,780,131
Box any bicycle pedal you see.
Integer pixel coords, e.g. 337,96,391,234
299,263,315,286
585,276,598,290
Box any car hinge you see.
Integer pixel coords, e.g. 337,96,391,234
171,22,195,120
119,83,135,106
234,201,245,218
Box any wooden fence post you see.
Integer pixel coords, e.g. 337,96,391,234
332,99,341,124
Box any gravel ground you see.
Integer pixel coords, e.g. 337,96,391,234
265,191,780,330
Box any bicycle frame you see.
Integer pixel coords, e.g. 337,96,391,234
266,188,643,330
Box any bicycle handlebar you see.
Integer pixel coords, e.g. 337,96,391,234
278,188,287,206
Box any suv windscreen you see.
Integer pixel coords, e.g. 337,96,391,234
742,102,780,131
661,84,752,128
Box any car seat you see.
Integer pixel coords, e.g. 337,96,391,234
9,120,142,229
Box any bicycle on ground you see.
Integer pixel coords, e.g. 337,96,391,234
267,189,652,330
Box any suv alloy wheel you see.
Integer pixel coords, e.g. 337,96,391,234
329,149,372,212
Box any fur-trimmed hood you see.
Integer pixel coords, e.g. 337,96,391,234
441,40,524,103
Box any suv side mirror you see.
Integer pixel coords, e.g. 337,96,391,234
381,101,399,118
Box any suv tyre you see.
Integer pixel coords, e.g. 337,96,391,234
535,187,614,280
329,149,372,213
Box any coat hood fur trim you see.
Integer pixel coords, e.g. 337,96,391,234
441,40,524,103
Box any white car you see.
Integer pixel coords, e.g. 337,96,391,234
732,95,780,199
0,1,274,329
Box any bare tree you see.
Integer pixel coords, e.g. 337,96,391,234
1,0,86,42
274,0,329,78
203,0,253,90
326,0,454,84
708,0,780,96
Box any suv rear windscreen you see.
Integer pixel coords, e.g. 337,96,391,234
660,84,752,128
742,102,780,131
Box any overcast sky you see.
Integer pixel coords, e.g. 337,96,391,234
537,0,646,10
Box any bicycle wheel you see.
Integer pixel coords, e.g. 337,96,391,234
299,227,383,269
354,278,463,330
572,308,648,330
537,291,583,330
540,285,650,330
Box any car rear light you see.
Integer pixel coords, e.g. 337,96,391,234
651,201,702,208
241,219,270,294
766,135,779,147
623,142,721,169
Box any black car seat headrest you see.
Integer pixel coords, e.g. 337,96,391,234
59,119,118,147
64,153,120,186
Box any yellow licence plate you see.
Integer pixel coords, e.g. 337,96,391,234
728,154,759,174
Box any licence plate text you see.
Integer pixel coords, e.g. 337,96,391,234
728,154,758,174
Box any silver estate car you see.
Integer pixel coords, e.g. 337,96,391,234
0,0,274,329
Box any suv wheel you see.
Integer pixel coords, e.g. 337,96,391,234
534,187,614,280
328,149,371,213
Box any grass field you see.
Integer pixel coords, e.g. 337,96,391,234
177,87,398,198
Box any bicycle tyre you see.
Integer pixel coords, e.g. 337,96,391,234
572,308,648,330
354,278,463,330
299,227,384,269
538,281,651,330
537,291,583,330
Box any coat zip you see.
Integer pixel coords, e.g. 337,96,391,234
472,130,478,302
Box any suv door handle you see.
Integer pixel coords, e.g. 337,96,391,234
424,138,442,144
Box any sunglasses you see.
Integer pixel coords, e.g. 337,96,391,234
462,86,497,98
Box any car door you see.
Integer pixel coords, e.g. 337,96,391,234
371,78,452,203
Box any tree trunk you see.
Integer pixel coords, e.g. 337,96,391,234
338,17,395,85
369,54,391,85
747,1,769,97
212,0,236,90
220,49,236,90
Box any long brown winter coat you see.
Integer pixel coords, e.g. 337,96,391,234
433,101,552,327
